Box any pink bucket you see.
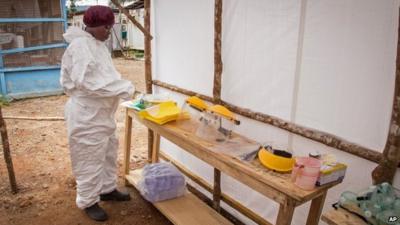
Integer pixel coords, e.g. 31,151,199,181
291,157,321,190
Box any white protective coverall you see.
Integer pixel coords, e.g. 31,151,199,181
60,27,134,209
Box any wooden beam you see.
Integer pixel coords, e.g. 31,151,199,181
110,0,153,39
213,0,223,103
153,80,214,103
123,109,133,187
372,8,400,183
144,0,154,163
276,198,296,225
221,100,386,165
151,132,160,163
213,168,221,212
123,110,132,174
0,106,17,193
144,0,153,95
153,79,386,165
3,116,64,121
306,192,327,225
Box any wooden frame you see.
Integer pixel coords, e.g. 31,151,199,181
213,0,223,104
144,0,155,163
120,1,399,225
116,0,400,184
151,1,400,178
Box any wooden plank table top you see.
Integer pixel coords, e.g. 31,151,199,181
128,109,339,204
124,108,343,225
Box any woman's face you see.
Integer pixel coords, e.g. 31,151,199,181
91,25,112,42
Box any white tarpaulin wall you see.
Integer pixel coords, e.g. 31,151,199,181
151,0,400,224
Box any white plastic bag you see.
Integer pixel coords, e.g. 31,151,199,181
137,162,186,203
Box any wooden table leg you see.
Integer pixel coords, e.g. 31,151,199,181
276,198,295,225
123,109,133,186
147,130,154,163
213,168,221,212
151,132,160,163
306,191,327,225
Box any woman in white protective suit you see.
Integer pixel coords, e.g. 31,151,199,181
60,6,134,221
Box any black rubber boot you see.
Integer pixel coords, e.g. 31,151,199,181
84,203,108,221
100,189,131,201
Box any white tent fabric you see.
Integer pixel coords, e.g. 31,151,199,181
221,0,301,121
152,0,214,97
151,0,400,224
296,0,399,151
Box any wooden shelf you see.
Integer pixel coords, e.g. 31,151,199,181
322,208,367,225
126,169,233,225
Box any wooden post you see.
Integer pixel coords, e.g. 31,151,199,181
151,132,160,163
306,192,327,225
144,0,154,163
110,0,153,39
276,198,295,225
213,168,221,212
123,109,133,186
213,0,223,104
0,106,17,193
372,9,400,183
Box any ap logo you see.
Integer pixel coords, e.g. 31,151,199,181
388,216,398,223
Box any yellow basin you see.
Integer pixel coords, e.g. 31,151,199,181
258,148,295,172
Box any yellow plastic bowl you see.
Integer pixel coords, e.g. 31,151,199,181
258,148,295,172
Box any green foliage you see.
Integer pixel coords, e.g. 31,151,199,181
70,0,77,13
67,0,77,17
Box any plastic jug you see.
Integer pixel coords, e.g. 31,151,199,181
291,157,321,190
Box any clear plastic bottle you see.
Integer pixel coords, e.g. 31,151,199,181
339,191,360,212
359,185,380,219
372,183,396,211
361,201,382,218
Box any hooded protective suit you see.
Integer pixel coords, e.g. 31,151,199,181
60,27,134,209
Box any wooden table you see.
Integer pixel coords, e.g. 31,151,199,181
123,108,342,225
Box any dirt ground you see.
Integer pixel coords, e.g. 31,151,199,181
0,59,172,225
